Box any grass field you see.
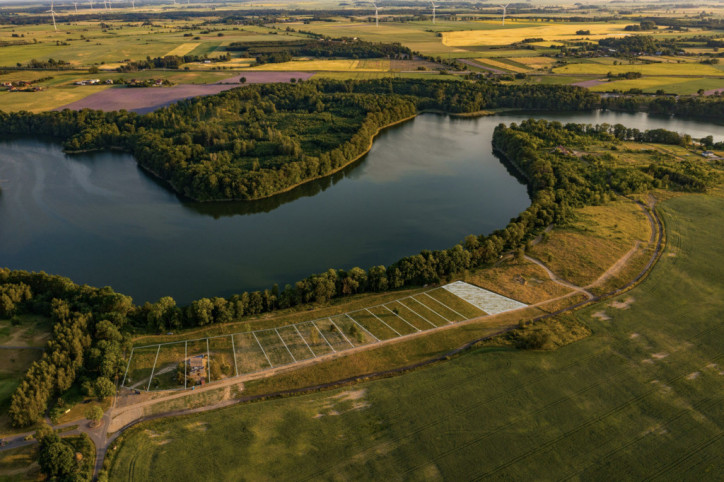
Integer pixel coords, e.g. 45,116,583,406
107,191,724,480
588,77,724,95
554,62,724,77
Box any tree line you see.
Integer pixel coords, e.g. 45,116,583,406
225,38,412,64
2,268,131,427
0,79,599,202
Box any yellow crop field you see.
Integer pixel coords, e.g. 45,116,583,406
475,58,529,73
511,56,557,69
0,85,109,113
165,43,201,57
245,59,391,72
554,62,724,76
443,22,629,47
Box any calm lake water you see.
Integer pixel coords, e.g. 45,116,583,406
0,111,720,304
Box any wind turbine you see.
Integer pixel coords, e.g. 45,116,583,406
131,0,136,10
48,0,58,31
88,0,93,10
372,2,381,28
430,1,437,24
500,3,510,26
73,1,78,13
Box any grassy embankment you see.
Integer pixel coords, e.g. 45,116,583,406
108,190,724,480
111,192,652,424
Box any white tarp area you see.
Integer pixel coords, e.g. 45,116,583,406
443,281,527,315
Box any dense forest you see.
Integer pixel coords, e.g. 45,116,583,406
3,114,717,428
0,79,599,202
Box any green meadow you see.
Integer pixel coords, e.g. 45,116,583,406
108,191,724,480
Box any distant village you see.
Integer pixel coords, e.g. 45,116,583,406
75,78,173,87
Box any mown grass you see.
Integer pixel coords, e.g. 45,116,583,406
108,192,724,480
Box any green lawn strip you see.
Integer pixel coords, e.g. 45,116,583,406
383,300,437,331
411,291,467,322
401,296,451,327
367,306,419,336
346,310,398,341
425,287,486,319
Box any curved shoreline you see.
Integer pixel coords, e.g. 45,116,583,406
65,110,498,204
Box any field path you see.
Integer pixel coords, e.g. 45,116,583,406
524,255,594,300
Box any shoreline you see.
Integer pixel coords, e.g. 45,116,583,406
66,110,497,204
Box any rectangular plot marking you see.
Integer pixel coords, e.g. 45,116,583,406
443,281,527,315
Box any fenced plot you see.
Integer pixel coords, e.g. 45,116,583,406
124,283,529,391
123,346,160,390
414,291,467,323
348,310,400,341
313,318,356,351
233,332,272,374
367,306,419,336
277,325,316,362
208,336,237,381
185,339,211,387
443,281,528,315
384,301,436,331
150,342,186,390
331,314,377,346
401,297,450,327
295,321,335,357
254,329,296,367
425,288,486,319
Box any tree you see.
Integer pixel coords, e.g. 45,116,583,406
94,377,116,400
39,441,76,479
84,406,104,427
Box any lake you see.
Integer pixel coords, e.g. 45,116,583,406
0,111,720,304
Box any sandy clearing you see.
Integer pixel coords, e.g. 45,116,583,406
592,311,611,321
610,296,635,310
